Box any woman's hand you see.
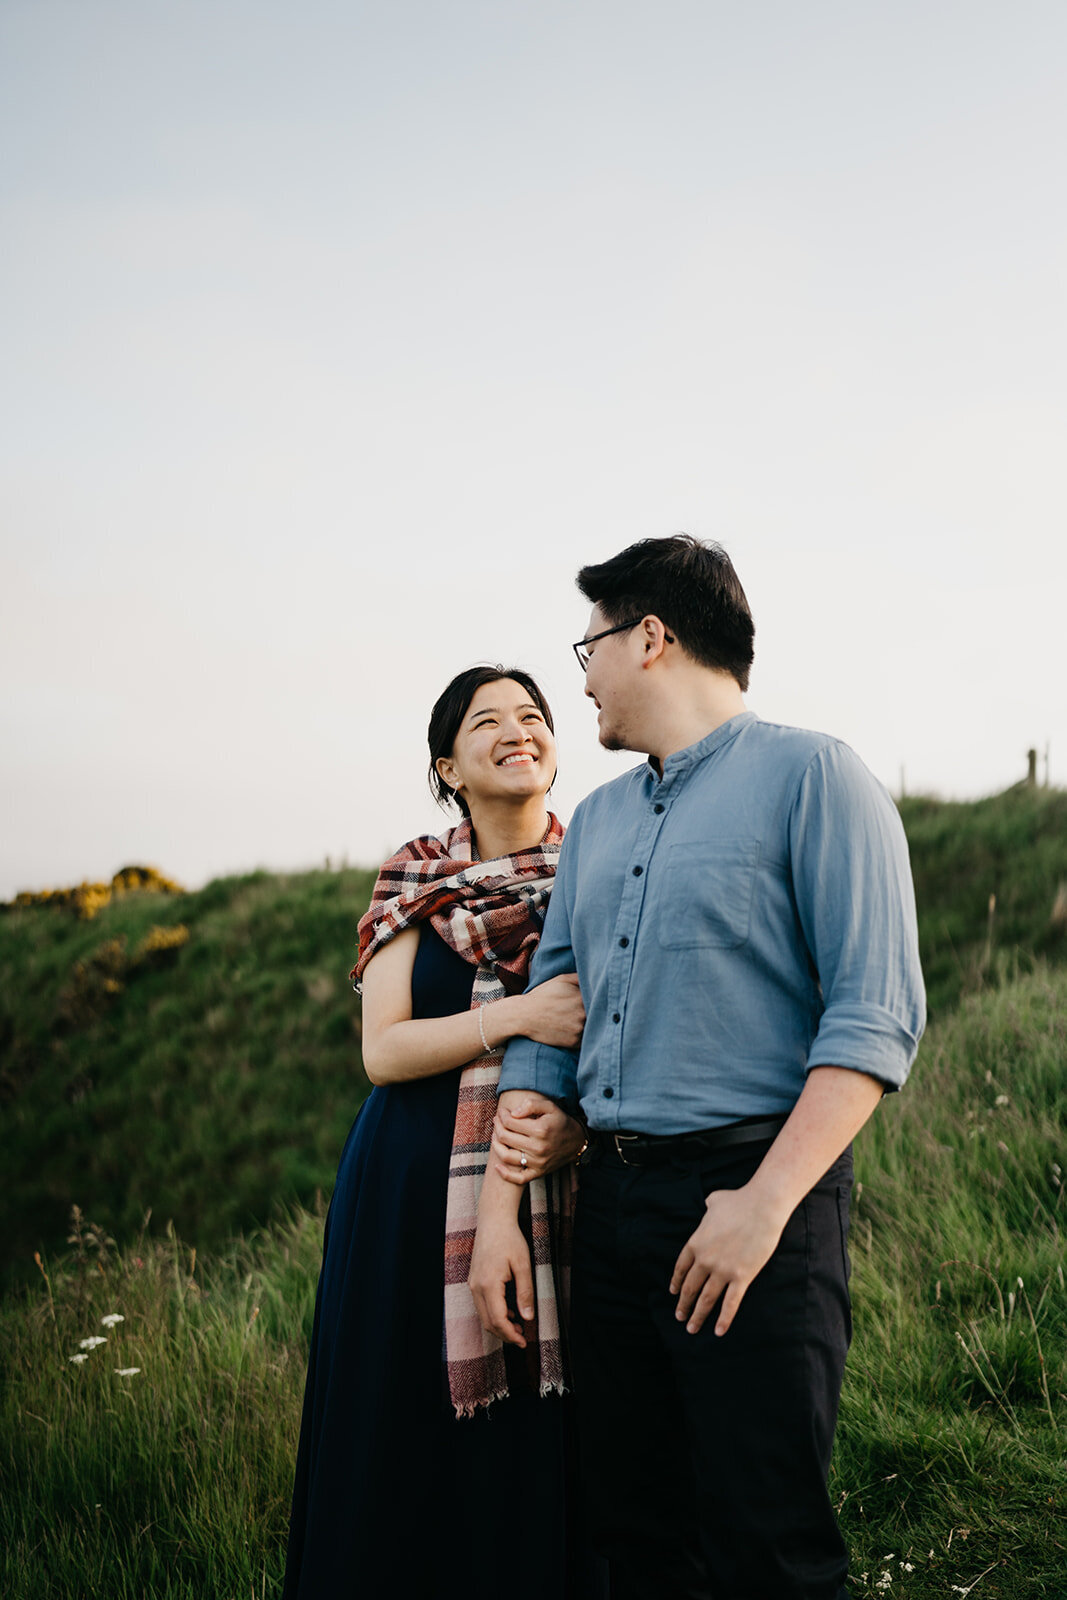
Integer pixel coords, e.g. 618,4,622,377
512,971,585,1050
468,1191,535,1348
491,1091,586,1185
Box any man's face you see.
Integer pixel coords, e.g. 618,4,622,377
582,605,640,753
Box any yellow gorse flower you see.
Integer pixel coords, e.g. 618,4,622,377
136,924,190,957
6,866,184,920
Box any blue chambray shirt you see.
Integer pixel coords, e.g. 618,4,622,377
498,711,925,1134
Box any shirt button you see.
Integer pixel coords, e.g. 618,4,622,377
619,936,629,948
602,1086,614,1098
632,865,643,876
612,1012,621,1023
653,803,664,814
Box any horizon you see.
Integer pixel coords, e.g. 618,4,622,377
4,757,1060,905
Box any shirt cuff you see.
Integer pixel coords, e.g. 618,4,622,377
807,1004,923,1092
498,1038,580,1114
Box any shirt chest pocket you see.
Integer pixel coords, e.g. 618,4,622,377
658,838,760,949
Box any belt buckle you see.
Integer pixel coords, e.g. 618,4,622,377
613,1132,641,1167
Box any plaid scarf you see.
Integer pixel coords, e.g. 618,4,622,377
352,814,575,1417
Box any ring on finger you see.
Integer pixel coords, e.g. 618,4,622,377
519,1152,528,1170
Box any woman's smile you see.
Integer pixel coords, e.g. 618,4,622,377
439,677,558,808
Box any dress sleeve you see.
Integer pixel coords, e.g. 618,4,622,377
497,830,581,1113
789,742,926,1090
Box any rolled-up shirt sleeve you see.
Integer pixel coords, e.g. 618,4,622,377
789,743,926,1090
498,834,582,1111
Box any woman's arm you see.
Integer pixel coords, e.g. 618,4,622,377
467,1162,533,1347
360,929,585,1086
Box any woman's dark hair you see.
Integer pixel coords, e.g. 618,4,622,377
427,665,555,816
577,534,755,691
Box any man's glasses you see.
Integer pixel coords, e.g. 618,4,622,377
572,618,644,672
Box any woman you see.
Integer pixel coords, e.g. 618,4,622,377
282,666,606,1600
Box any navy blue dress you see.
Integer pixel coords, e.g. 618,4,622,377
282,926,606,1599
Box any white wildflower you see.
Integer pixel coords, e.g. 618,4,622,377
100,1313,125,1328
901,1562,914,1572
79,1335,106,1350
69,1353,89,1363
994,1094,1009,1106
114,1367,141,1377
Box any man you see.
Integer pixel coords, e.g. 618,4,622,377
469,535,925,1600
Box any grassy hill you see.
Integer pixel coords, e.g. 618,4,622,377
2,781,1066,1280
2,784,1065,1597
0,866,376,1282
900,783,1067,1018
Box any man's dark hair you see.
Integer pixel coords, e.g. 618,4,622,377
427,664,555,817
577,534,755,691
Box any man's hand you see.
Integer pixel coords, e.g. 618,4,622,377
468,1205,535,1348
671,1067,885,1336
491,1091,586,1184
669,1181,789,1337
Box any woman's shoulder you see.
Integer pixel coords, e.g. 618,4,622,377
384,831,453,866
370,832,456,892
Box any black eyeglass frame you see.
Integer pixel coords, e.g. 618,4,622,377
571,617,645,672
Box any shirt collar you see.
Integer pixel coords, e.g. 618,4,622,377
646,710,758,789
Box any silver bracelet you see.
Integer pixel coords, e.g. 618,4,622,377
478,1005,494,1056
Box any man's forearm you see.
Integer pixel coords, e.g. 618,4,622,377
497,1042,580,1109
747,1065,883,1225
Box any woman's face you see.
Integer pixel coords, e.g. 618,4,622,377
437,678,556,812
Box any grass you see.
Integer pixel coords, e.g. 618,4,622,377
900,784,1067,1020
0,866,376,1286
0,1205,322,1600
3,966,1064,1597
833,962,1066,1597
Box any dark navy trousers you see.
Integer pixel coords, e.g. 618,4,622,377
570,1137,854,1600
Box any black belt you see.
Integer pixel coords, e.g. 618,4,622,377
584,1115,787,1168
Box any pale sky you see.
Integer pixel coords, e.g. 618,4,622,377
2,1,1064,901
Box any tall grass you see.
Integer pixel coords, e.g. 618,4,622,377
4,967,1064,1597
836,963,1066,1596
0,1206,322,1600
